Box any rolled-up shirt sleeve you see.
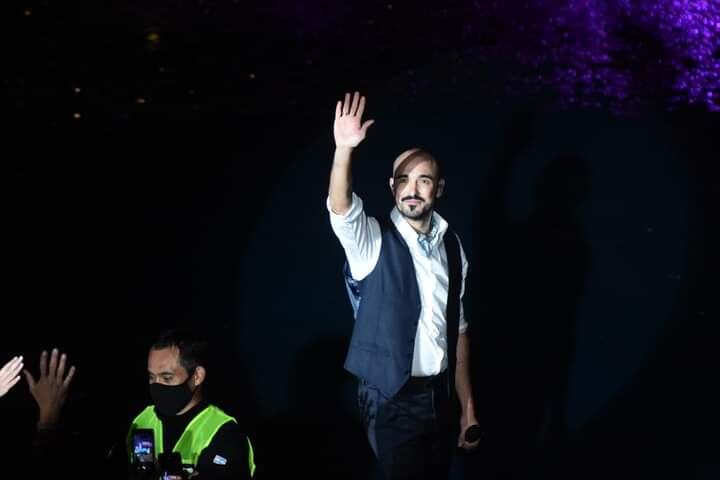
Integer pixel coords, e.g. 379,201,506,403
327,193,382,281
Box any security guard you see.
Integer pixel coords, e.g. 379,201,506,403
128,329,255,479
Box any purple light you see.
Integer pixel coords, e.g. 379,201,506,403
471,0,720,112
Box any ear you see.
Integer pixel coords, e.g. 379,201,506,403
436,178,445,198
389,177,395,194
192,366,206,387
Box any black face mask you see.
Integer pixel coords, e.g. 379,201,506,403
149,376,194,416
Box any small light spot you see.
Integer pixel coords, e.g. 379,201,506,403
73,113,81,119
387,3,393,10
249,73,256,80
136,98,146,104
74,87,81,93
24,10,32,16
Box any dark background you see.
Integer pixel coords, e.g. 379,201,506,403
0,1,717,478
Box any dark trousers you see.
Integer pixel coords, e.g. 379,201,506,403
358,372,454,480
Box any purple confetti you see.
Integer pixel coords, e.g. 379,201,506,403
471,0,720,112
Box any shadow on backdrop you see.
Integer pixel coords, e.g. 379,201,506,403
465,103,591,479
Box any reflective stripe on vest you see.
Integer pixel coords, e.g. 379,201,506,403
128,404,256,476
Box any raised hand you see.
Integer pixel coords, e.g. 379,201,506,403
24,348,76,428
333,91,375,148
0,356,24,398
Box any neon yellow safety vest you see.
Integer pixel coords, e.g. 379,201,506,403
128,404,256,477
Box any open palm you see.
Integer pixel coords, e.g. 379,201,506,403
334,91,375,148
0,356,23,398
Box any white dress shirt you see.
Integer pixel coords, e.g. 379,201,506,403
328,193,469,376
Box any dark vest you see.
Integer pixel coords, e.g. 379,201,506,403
343,217,462,397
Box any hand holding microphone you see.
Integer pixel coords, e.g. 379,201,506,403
458,423,483,451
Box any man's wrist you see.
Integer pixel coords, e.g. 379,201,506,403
38,412,61,429
335,145,353,153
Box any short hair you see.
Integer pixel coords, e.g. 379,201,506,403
151,328,209,374
392,148,442,179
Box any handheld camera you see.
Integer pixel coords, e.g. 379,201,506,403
131,428,156,477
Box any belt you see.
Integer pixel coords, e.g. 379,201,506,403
404,369,448,392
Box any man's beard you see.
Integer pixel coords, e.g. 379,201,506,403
397,197,433,220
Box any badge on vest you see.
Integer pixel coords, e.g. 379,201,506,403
213,455,228,465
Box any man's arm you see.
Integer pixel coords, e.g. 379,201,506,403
327,91,382,281
455,332,480,450
328,91,374,215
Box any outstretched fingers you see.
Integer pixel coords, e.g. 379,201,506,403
23,368,36,389
356,95,366,119
0,356,23,383
62,365,76,389
343,92,351,115
5,375,21,391
39,350,48,378
361,119,375,135
47,348,59,379
56,352,67,382
350,91,360,116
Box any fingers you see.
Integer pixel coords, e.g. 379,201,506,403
54,351,74,385
48,348,59,378
34,349,73,385
0,356,23,379
350,91,360,116
343,92,351,115
23,369,36,389
461,439,480,450
56,352,67,381
457,436,479,450
62,365,77,389
356,95,366,118
360,119,375,135
338,91,367,117
5,374,21,391
39,350,48,378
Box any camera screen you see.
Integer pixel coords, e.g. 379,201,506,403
132,429,155,464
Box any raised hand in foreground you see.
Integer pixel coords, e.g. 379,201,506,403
24,349,76,428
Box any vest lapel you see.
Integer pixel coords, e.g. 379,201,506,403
443,230,462,400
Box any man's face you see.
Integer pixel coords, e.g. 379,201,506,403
148,346,190,386
390,153,443,222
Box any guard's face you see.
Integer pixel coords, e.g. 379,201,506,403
148,346,190,386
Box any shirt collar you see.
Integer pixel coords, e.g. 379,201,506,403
390,207,448,251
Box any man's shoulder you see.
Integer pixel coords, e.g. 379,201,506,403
198,420,252,478
130,405,156,423
204,417,250,453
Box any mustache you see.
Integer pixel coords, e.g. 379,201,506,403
401,195,425,202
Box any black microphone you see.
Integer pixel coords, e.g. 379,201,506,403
464,424,483,443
